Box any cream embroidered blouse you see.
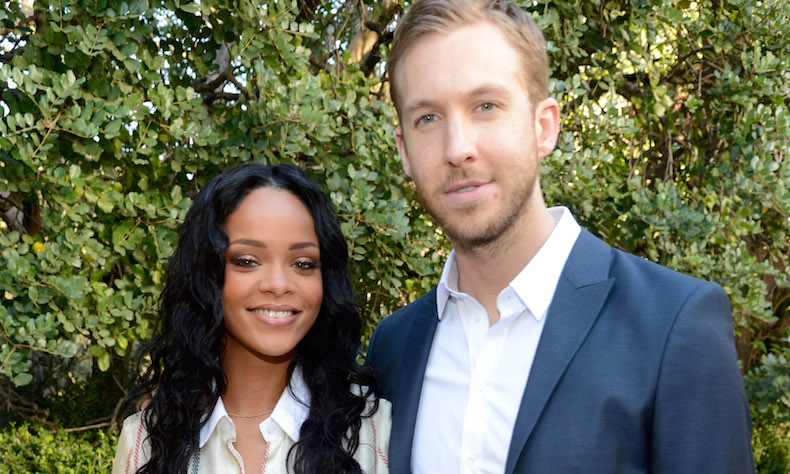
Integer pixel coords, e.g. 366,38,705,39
112,373,390,474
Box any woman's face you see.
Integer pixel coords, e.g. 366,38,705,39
221,187,323,364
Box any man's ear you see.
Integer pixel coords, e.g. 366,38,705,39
534,97,561,160
395,126,413,177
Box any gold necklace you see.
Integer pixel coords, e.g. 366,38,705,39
226,408,274,418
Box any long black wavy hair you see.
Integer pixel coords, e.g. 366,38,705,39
120,162,378,473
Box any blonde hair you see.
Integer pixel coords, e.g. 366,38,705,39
388,0,549,115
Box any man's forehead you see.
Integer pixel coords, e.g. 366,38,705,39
394,23,528,107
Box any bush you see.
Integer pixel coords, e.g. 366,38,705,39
752,419,790,474
1,0,788,467
0,423,116,473
746,341,790,472
0,0,436,397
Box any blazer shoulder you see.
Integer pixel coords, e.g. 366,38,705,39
574,229,728,313
376,286,438,333
367,286,438,374
611,247,722,290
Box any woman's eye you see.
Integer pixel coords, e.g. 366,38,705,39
231,257,257,267
294,260,320,271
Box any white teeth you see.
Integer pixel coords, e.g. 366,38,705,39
252,309,294,319
457,186,477,193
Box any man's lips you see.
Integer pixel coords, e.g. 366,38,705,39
444,180,491,205
446,180,489,194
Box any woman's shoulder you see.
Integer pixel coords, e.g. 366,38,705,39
119,410,145,429
116,410,148,445
112,411,150,474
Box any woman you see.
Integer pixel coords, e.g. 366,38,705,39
113,163,390,473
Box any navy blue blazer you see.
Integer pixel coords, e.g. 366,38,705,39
367,230,754,473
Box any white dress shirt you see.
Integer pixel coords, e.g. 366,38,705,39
113,369,391,473
412,207,581,474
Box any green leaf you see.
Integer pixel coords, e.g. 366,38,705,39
179,2,200,14
48,276,88,299
112,219,135,246
97,195,115,213
12,372,33,386
105,118,122,136
97,349,111,372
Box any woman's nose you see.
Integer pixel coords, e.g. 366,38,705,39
257,265,292,296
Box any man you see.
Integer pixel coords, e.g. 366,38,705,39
366,0,755,473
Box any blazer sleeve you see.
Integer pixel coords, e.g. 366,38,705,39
366,314,398,401
651,282,755,473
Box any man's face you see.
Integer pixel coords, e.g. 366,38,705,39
394,22,558,248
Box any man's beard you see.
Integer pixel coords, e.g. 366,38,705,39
414,170,536,254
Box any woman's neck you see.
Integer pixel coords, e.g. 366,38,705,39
221,350,293,416
220,352,293,474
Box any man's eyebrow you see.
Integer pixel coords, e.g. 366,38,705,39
404,98,440,116
403,84,511,115
465,84,510,98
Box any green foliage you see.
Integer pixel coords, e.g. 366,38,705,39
746,341,790,472
0,0,438,392
1,0,788,465
752,419,790,474
0,423,117,473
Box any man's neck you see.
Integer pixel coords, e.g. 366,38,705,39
453,206,557,325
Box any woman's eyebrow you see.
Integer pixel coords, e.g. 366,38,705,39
227,239,318,250
228,238,266,248
290,242,319,250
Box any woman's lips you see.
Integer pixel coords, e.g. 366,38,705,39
251,309,295,319
248,305,299,327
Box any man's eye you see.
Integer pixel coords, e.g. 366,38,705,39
478,102,496,112
417,114,437,125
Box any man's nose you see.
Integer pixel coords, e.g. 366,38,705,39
444,116,477,167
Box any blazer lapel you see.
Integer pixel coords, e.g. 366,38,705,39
390,287,439,474
505,231,615,473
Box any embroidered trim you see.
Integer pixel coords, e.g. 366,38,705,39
226,439,245,473
368,401,389,468
190,449,201,474
260,440,272,474
126,417,145,474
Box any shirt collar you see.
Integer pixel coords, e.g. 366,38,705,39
198,395,232,448
436,206,581,321
199,367,311,447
